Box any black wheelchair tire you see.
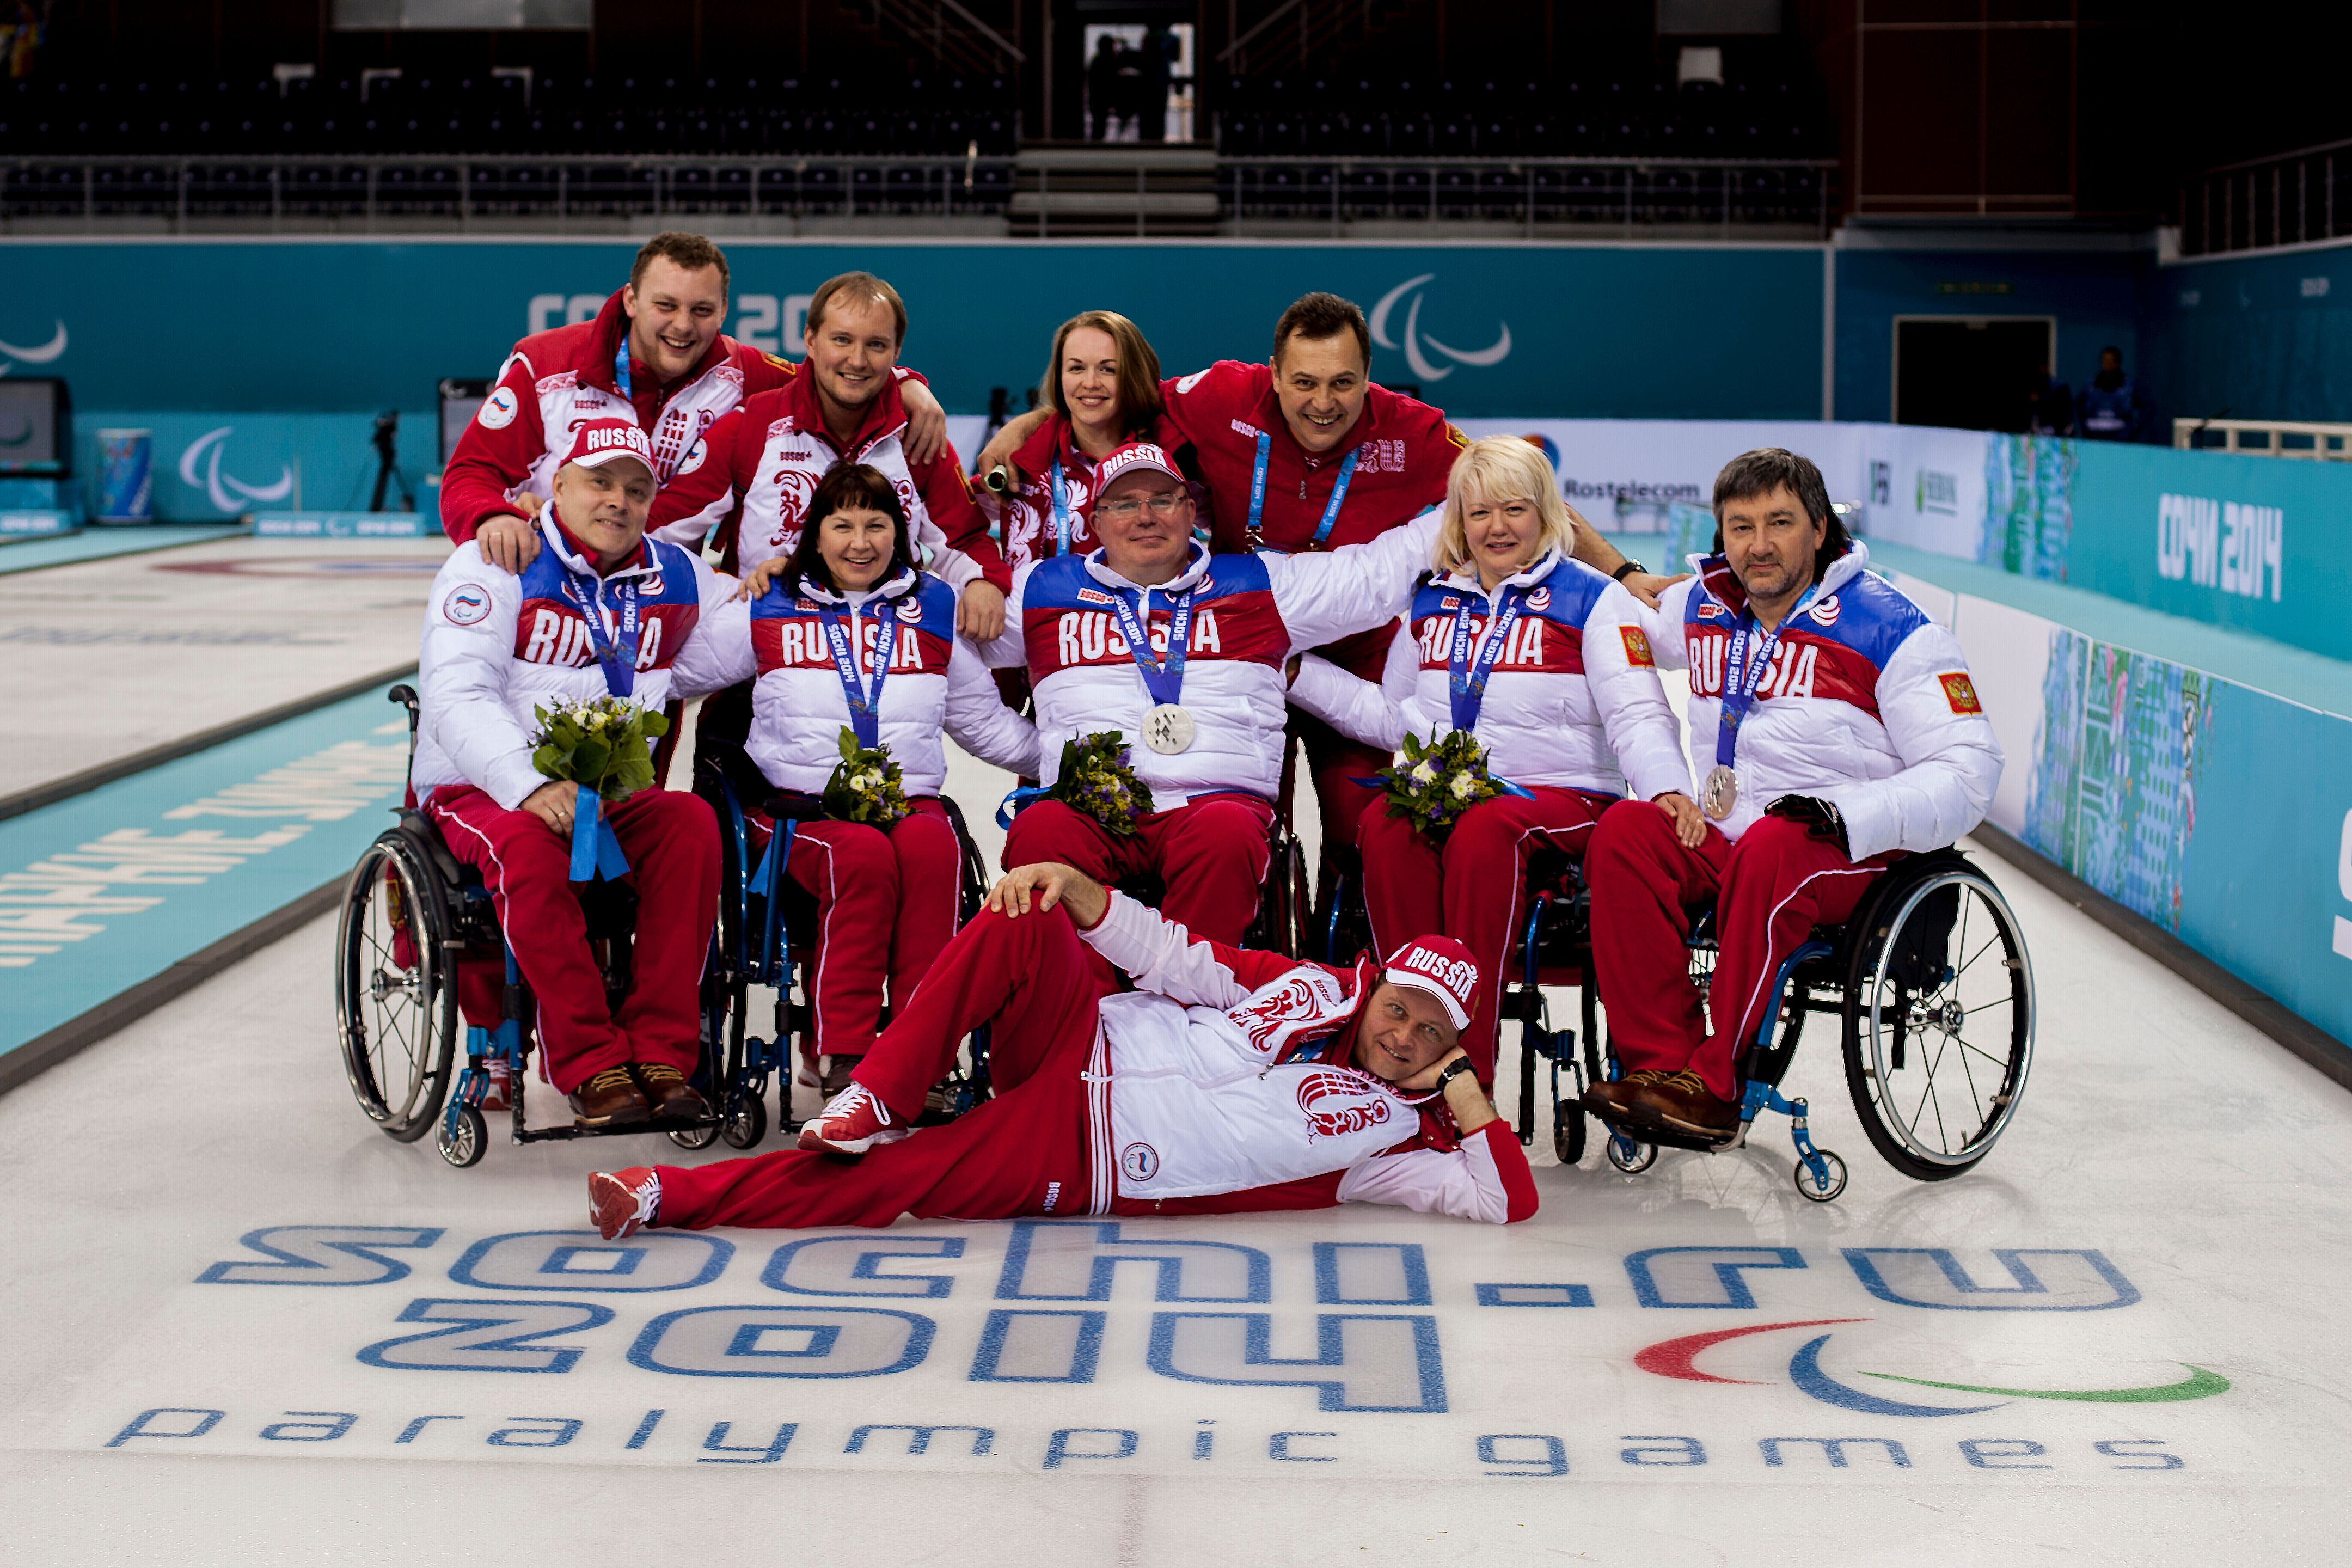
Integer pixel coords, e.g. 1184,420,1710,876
1553,1099,1587,1165
721,1090,768,1150
336,831,458,1143
1840,862,2035,1182
437,1103,487,1168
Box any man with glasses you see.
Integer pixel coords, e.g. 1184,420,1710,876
974,441,1440,947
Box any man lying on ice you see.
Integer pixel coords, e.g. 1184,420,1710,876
586,861,1538,1237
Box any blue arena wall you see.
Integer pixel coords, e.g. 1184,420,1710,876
2142,237,2352,427
0,237,1828,421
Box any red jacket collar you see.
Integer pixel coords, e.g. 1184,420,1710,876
577,287,731,399
779,359,909,455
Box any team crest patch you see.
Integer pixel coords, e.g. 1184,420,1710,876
676,436,707,477
1939,672,1984,715
1526,586,1552,612
442,584,492,625
1444,422,1469,449
637,571,665,596
1296,1069,1395,1140
1619,625,1655,668
896,599,924,622
1176,369,1210,394
1809,597,1842,626
475,387,518,430
1119,1142,1160,1181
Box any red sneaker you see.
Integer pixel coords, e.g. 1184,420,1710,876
588,1167,661,1240
480,1058,512,1112
797,1081,911,1156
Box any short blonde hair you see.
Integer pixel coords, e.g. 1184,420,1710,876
1432,436,1576,576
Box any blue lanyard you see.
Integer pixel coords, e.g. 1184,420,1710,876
1447,586,1529,733
1048,458,1073,557
1246,431,1359,552
612,338,633,403
1106,583,1195,707
820,604,896,750
562,566,644,699
1714,584,1821,770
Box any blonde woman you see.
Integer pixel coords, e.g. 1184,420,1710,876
1286,437,1696,1083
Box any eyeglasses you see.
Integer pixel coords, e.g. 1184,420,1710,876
1095,492,1192,519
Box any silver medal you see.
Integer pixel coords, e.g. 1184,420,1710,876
1701,764,1738,821
1143,703,1196,755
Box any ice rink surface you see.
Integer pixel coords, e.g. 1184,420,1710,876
0,534,449,797
1,537,2348,1565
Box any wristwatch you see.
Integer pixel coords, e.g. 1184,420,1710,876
1610,559,1646,583
1434,1058,1478,1092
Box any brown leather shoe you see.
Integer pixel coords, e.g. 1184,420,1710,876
1631,1069,1741,1140
634,1062,708,1120
1583,1069,1668,1123
820,1054,862,1097
569,1066,652,1127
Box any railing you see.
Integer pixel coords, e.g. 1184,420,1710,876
0,151,1833,236
0,154,1017,231
1220,156,1837,237
2179,138,2352,258
859,0,1025,75
2175,417,2352,461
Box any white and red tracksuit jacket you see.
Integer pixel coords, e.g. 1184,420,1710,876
1639,543,2004,859
688,564,1041,796
415,511,741,808
973,515,1442,807
1072,891,1538,1223
1159,360,1467,680
645,372,1009,590
997,411,1205,573
439,287,801,547
1287,547,1690,801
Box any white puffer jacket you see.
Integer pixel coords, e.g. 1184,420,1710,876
1287,548,1689,803
689,565,1040,797
415,513,741,808
976,514,1441,807
1641,543,2003,859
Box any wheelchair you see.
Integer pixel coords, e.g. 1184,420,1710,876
695,728,996,1137
333,687,756,1168
1326,827,2037,1204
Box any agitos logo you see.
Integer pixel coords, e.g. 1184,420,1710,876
1634,1319,2231,1417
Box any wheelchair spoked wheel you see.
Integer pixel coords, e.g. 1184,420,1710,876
668,1118,721,1151
438,1102,487,1168
336,831,458,1142
1793,1148,1848,1202
1841,865,2035,1181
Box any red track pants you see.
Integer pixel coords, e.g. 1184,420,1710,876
753,797,960,1060
1358,784,1612,1084
1584,804,1893,1099
426,783,719,1093
1002,792,1273,945
654,906,1116,1230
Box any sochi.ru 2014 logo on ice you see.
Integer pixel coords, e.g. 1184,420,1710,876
180,427,295,514
1369,276,1510,383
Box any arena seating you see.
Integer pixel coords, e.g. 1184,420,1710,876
0,69,1019,158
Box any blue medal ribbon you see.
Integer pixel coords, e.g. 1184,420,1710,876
819,602,896,751
1107,582,1194,708
567,784,632,881
1246,429,1360,553
561,564,644,699
1048,458,1073,557
612,338,633,402
1445,585,1530,734
1714,583,1822,774
996,784,1052,829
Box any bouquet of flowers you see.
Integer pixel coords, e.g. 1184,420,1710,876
822,726,910,826
1052,730,1154,835
529,696,670,800
1379,728,1507,841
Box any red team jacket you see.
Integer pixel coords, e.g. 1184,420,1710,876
645,370,1010,589
439,287,801,546
1156,359,1466,677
